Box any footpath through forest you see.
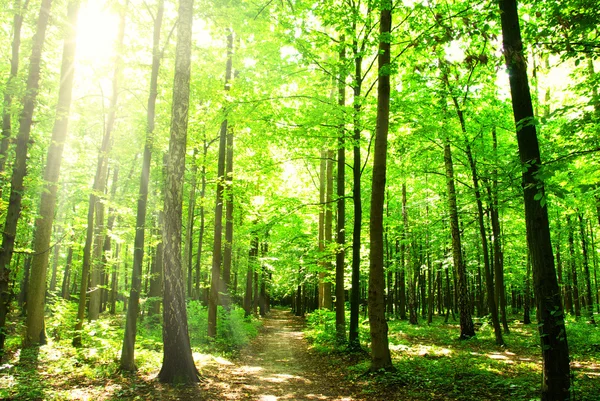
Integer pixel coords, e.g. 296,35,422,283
159,308,368,401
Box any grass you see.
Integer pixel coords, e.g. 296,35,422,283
0,298,262,400
305,309,600,400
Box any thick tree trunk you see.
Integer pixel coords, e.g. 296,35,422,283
368,4,392,372
0,0,53,355
499,0,571,397
208,31,233,337
443,138,475,339
119,0,163,364
335,42,346,343
158,0,199,384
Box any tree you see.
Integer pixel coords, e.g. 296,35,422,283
0,0,53,357
25,0,79,347
499,0,571,398
120,0,165,372
367,0,393,372
157,0,199,384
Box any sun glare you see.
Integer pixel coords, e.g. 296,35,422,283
76,1,120,65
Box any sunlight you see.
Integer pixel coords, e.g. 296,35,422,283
76,1,120,65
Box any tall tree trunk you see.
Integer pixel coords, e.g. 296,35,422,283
194,139,211,299
0,0,53,355
158,0,198,384
578,214,596,325
61,241,74,300
0,0,29,178
323,149,334,309
119,0,164,360
184,147,198,297
222,130,235,301
444,138,475,339
398,239,406,320
318,149,326,308
208,31,233,338
404,185,418,325
499,0,571,397
244,233,258,317
465,144,503,344
49,226,61,293
148,217,163,317
335,40,346,343
524,252,532,324
102,166,119,314
567,215,581,317
368,4,392,372
348,35,363,351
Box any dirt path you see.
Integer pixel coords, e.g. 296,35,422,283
196,308,364,401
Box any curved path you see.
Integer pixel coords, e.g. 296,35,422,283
197,308,364,401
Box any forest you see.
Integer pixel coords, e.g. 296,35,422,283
0,0,599,399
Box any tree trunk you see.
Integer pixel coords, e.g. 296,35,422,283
465,144,503,344
61,242,74,300
194,139,211,299
524,253,532,324
443,138,475,339
348,35,363,352
335,41,346,343
244,233,258,317
184,147,198,297
323,149,334,309
368,4,392,372
0,0,29,178
499,0,571,397
0,0,53,355
119,0,163,363
148,218,163,317
208,31,233,337
318,149,326,308
567,215,581,317
222,130,235,301
578,214,596,324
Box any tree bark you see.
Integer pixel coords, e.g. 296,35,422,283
119,0,163,365
323,149,334,309
158,0,199,384
335,40,347,343
0,0,29,178
499,0,571,397
465,144,503,344
184,147,198,297
208,31,233,337
567,215,580,317
578,214,596,325
368,4,393,372
222,130,235,299
443,138,475,339
0,0,53,355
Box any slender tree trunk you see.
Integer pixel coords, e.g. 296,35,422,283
148,218,163,317
208,31,233,337
318,149,326,308
118,0,164,362
87,5,126,323
465,144,503,344
184,147,198,297
194,140,210,299
61,242,74,300
222,129,235,304
335,41,347,343
0,0,53,355
567,215,581,317
578,214,596,325
524,253,532,324
0,0,29,178
368,4,392,371
244,234,258,317
323,149,334,309
158,0,198,384
499,0,571,397
349,36,363,351
444,138,475,339
49,226,61,294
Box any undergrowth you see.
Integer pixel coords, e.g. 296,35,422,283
0,298,262,400
305,309,600,401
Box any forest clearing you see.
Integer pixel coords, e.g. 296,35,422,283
0,0,599,400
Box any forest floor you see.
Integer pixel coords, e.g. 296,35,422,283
1,307,599,400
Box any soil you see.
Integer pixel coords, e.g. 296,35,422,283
187,308,367,401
